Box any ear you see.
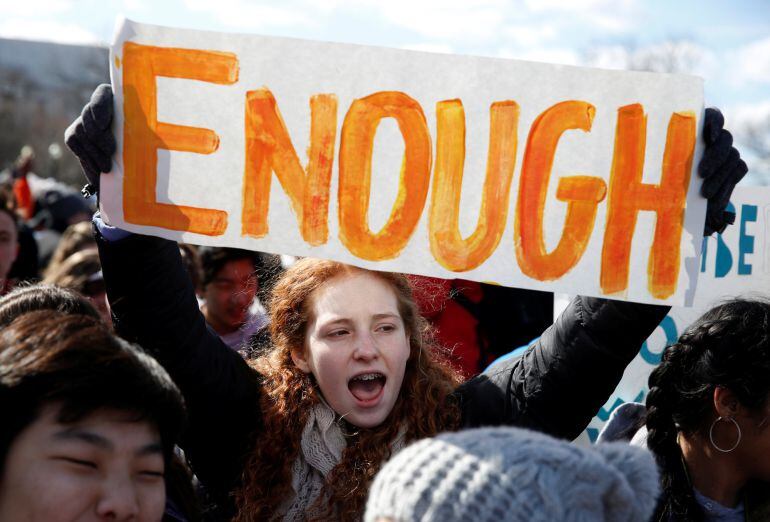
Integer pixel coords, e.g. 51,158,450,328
713,386,740,418
291,346,312,374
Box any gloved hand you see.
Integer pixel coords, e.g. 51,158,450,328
64,84,115,197
698,107,748,236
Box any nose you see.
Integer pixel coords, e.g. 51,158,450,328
231,281,257,307
232,289,252,307
95,476,141,520
354,332,380,361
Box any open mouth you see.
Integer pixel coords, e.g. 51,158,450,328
348,372,386,405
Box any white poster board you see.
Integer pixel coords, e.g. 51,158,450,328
103,18,707,305
579,186,770,443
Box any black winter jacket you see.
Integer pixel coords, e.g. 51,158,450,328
96,232,669,517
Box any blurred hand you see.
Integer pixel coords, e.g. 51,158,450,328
64,84,116,195
698,107,748,236
12,146,35,178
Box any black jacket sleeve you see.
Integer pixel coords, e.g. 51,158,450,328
95,231,262,510
455,295,669,441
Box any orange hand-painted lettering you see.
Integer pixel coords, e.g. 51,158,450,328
242,89,337,245
600,104,695,298
120,39,697,300
338,91,431,261
122,42,238,235
514,100,607,280
429,100,519,272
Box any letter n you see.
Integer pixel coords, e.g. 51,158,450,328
242,89,337,245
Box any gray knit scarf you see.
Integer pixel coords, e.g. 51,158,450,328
275,401,406,521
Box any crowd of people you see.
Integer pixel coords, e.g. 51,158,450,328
0,81,766,522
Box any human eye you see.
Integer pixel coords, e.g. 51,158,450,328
327,328,350,338
212,279,234,291
135,456,165,481
138,468,165,480
376,323,397,333
53,456,98,470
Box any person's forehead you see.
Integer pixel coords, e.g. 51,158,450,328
59,416,160,451
20,404,160,449
311,271,400,317
214,257,256,278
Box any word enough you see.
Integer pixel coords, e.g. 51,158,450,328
122,43,696,299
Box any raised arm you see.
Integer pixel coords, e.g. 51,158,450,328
95,229,263,513
66,84,262,512
455,107,747,440
456,296,668,440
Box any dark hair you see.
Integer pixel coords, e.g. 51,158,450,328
32,190,92,234
645,298,770,521
43,221,95,279
179,243,203,292
0,312,186,470
42,248,103,297
0,283,101,327
0,187,18,230
198,247,259,288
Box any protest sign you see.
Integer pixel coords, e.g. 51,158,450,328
103,18,707,305
579,186,770,443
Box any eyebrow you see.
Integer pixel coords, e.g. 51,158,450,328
52,428,163,456
136,442,164,457
320,312,401,325
372,313,401,321
212,275,256,283
53,428,112,449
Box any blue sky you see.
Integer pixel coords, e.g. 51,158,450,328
2,0,769,181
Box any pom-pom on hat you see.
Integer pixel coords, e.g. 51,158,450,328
365,426,659,522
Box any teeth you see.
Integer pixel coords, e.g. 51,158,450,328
353,373,382,381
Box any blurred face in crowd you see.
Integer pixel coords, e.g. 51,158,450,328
0,404,166,522
201,258,258,335
293,270,411,428
0,210,18,283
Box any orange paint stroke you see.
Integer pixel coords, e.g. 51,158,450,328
122,42,238,236
600,104,695,299
339,91,432,261
514,100,607,281
242,89,337,245
429,99,519,272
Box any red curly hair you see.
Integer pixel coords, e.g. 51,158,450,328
234,258,462,521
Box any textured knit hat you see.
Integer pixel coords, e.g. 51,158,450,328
364,426,659,522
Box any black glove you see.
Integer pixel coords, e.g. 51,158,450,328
698,107,748,236
64,84,116,197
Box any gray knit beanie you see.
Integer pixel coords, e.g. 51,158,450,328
364,426,659,522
